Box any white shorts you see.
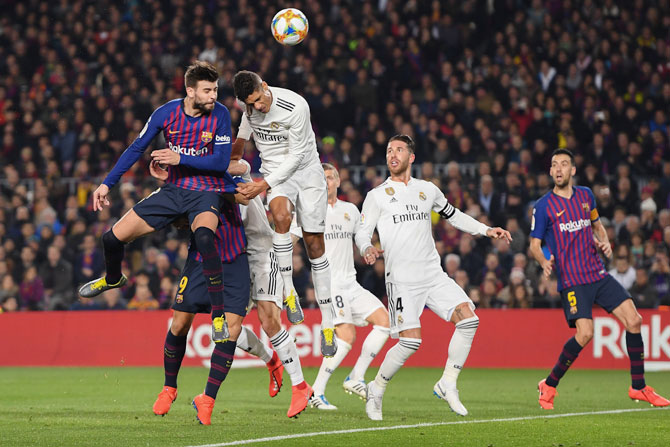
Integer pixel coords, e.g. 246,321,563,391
249,252,283,309
332,281,385,327
386,271,474,338
266,161,327,233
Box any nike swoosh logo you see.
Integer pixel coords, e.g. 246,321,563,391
211,206,218,211
168,130,179,135
557,210,566,217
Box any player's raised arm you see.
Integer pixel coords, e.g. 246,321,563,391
431,184,512,242
263,97,310,189
94,110,164,211
355,192,383,265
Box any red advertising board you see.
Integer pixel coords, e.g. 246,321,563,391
1,309,670,370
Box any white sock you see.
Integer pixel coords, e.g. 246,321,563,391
350,325,389,382
441,316,479,385
273,232,295,296
236,326,273,364
270,329,304,385
310,255,334,329
312,339,352,396
374,337,421,389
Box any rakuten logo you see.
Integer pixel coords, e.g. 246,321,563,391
593,315,670,371
168,141,209,156
559,219,591,233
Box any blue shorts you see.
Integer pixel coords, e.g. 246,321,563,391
133,183,224,230
172,253,250,317
560,275,631,328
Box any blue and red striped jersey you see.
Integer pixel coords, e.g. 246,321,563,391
531,186,606,291
103,99,234,193
190,198,247,263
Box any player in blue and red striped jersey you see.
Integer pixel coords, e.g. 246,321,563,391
530,148,669,409
150,161,250,425
79,61,235,342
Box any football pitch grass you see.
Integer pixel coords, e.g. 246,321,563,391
0,367,667,446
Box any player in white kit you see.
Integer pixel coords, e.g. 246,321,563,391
232,70,336,357
293,163,390,410
356,135,512,421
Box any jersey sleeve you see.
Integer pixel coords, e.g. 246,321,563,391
178,105,232,173
102,107,164,188
264,99,311,188
237,112,253,140
431,183,489,236
530,200,548,240
354,192,381,256
586,187,600,222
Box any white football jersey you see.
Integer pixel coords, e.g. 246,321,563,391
237,86,320,189
240,196,273,258
355,178,461,284
324,200,361,286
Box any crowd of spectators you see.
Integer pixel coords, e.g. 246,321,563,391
1,0,670,312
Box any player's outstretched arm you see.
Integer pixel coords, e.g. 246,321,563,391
485,227,513,243
529,237,554,278
231,137,246,161
98,109,164,207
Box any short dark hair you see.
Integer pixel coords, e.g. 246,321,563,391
551,148,575,165
233,70,263,102
184,61,218,89
388,134,415,153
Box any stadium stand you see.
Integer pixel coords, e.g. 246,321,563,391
0,0,669,311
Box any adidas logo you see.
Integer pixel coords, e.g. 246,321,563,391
258,288,265,294
390,197,398,203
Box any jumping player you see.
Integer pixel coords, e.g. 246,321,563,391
530,148,669,409
79,61,235,342
232,70,336,357
356,135,512,421
151,160,313,422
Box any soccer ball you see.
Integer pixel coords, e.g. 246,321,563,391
271,8,309,46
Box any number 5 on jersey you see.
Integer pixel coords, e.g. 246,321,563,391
567,290,578,314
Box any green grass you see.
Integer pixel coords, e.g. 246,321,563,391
0,367,667,446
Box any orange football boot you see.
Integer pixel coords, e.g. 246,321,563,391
287,382,313,418
192,393,216,425
538,379,557,410
152,386,177,416
267,352,284,398
628,386,670,407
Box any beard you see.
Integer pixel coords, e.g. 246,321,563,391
388,159,410,176
554,175,570,188
193,99,214,115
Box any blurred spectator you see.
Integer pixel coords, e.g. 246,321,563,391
609,248,636,291
19,265,44,311
630,269,658,309
1,296,19,313
128,282,159,311
39,245,74,310
74,235,104,287
100,289,127,310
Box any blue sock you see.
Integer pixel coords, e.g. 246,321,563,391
205,340,236,399
626,332,646,390
546,337,582,388
164,330,187,388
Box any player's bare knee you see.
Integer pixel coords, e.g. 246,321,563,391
273,213,292,233
335,325,356,344
170,319,191,337
227,323,242,341
260,317,281,338
626,313,643,333
576,328,594,345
